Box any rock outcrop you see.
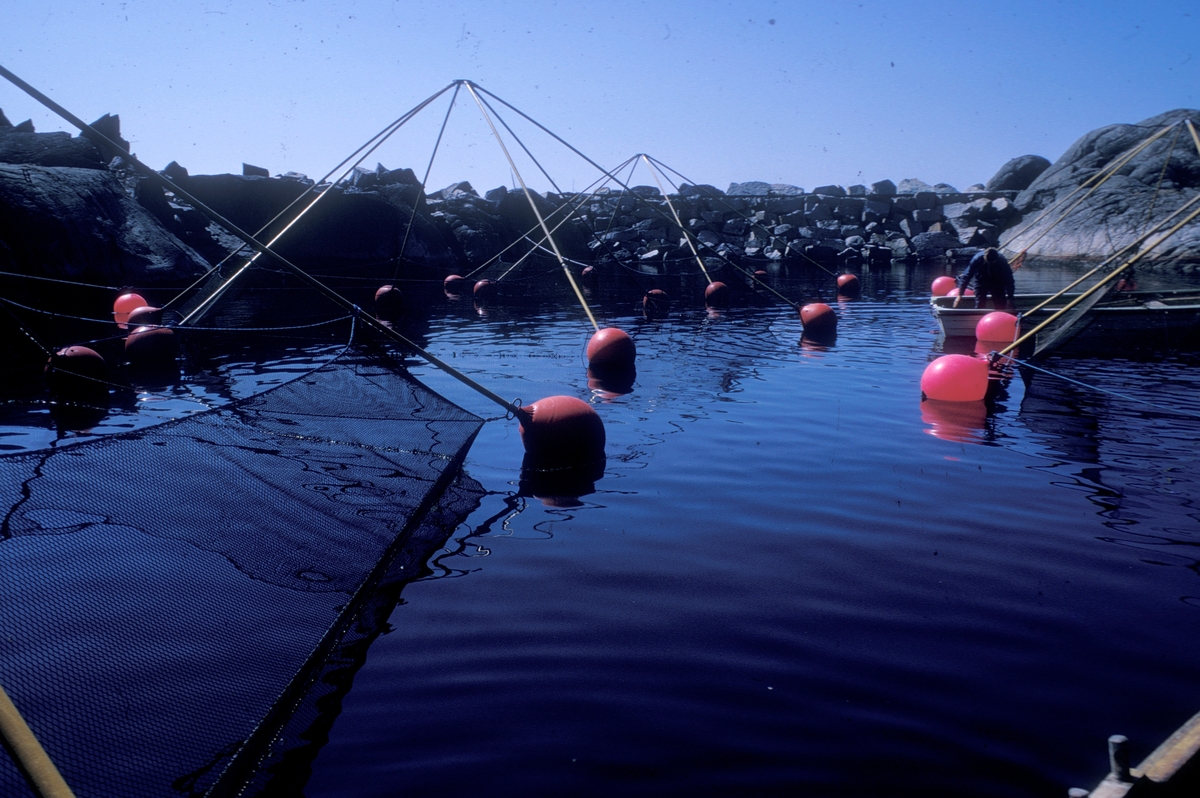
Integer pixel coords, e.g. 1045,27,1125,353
1011,109,1200,263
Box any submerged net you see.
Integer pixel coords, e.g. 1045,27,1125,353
0,340,484,797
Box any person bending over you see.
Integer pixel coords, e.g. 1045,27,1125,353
953,247,1015,310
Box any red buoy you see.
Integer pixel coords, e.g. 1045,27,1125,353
836,273,860,295
920,354,988,402
473,279,497,299
126,325,177,368
518,395,606,466
114,292,148,328
931,276,957,296
375,284,403,319
946,287,974,298
45,345,108,398
643,289,670,318
799,302,837,336
975,311,1019,342
704,281,730,307
586,327,636,373
443,274,469,294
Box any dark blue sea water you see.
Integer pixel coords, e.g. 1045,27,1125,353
301,264,1200,798
3,261,1199,797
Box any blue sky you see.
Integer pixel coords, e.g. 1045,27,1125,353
3,1,1197,194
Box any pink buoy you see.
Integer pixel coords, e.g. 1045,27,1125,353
643,289,670,318
946,287,974,298
920,354,988,402
125,325,177,367
836,273,860,295
114,292,148,328
975,311,1019,343
799,302,837,336
586,327,636,373
45,345,108,398
704,281,730,307
931,276,957,296
518,395,606,466
443,274,469,294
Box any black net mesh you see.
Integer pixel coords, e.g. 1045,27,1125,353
0,342,484,797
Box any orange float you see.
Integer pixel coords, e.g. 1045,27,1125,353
704,281,730,307
586,327,636,373
799,302,837,336
836,273,860,295
45,346,108,398
518,395,606,466
125,325,177,368
374,285,403,319
643,289,670,318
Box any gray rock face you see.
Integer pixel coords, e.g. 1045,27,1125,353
1011,109,1200,262
985,155,1050,192
0,164,209,284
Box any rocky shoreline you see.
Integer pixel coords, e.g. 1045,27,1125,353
1,108,1197,290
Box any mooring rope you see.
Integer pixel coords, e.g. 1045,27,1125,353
0,65,528,421
1002,122,1179,268
1000,199,1200,357
393,82,463,282
463,81,599,332
1006,356,1200,421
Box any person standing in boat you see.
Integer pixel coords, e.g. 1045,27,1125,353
953,247,1015,310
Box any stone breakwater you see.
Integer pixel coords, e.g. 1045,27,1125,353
2,107,1197,290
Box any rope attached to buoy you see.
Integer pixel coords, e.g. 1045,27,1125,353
0,64,528,423
463,81,599,332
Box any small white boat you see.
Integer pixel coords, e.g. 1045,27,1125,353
930,289,1200,354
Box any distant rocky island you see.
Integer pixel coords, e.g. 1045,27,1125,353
1,108,1197,289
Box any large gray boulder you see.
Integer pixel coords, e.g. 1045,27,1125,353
985,154,1050,192
0,163,209,285
1011,109,1200,262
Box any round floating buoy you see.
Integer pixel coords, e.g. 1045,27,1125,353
643,289,670,318
946,287,975,298
126,325,177,368
45,345,108,398
473,279,497,299
375,284,403,319
704,281,730,307
754,269,768,279
581,265,596,279
920,354,988,402
975,311,1019,342
587,327,636,373
836,273,860,295
518,395,606,467
931,276,957,296
126,305,163,327
113,292,148,328
799,302,838,336
443,274,469,294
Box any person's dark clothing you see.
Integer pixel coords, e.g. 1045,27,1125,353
957,250,1015,309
